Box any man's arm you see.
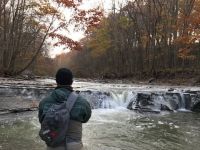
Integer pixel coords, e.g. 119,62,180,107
70,97,92,123
81,100,91,123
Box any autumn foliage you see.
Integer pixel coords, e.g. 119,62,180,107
0,0,103,76
54,0,200,80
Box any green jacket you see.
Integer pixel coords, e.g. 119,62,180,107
38,88,91,123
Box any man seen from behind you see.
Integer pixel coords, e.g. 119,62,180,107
38,68,91,150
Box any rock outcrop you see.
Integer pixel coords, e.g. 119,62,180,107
127,91,200,113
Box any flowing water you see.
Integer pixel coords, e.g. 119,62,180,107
0,79,200,150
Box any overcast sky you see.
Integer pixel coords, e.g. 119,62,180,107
49,0,126,57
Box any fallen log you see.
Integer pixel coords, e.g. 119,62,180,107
0,107,38,115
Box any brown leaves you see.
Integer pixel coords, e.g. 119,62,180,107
178,48,196,60
175,0,200,60
56,0,81,8
176,36,198,60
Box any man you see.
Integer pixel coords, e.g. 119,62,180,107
38,68,91,150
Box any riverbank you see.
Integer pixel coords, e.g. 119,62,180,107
74,68,200,86
82,76,200,87
0,74,200,89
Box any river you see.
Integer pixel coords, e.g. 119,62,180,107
0,79,200,150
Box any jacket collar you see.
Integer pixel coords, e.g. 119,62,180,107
55,85,73,92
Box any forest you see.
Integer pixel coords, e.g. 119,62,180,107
55,0,200,82
1,0,200,82
0,0,102,76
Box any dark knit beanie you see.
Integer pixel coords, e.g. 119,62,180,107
56,68,73,85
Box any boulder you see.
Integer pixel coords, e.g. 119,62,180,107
148,78,156,83
191,101,200,112
20,70,35,80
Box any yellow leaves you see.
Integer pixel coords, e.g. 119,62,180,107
87,26,111,58
39,4,58,15
29,19,40,28
90,39,111,58
118,16,132,30
27,1,40,9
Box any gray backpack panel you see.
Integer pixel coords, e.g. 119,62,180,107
39,92,78,147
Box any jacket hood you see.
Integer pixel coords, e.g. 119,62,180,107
51,88,71,103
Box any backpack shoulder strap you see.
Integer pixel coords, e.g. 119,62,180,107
65,92,78,111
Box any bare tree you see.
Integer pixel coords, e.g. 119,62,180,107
0,0,56,76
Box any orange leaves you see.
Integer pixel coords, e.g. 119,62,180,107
78,10,86,16
87,9,103,29
70,7,103,37
56,0,81,8
175,0,200,60
49,33,82,50
45,0,103,51
74,8,103,33
176,35,198,60
31,0,103,52
178,48,196,60
175,36,191,45
178,48,191,57
74,8,103,24
73,10,87,22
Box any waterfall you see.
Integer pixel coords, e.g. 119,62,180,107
179,93,186,110
80,90,136,109
0,83,199,112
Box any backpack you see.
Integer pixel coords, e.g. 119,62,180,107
39,92,78,147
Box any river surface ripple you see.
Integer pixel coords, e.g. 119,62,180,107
0,80,200,150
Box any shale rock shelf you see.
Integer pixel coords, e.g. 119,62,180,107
1,77,200,119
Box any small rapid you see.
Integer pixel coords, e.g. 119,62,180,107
80,90,136,109
1,79,200,150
